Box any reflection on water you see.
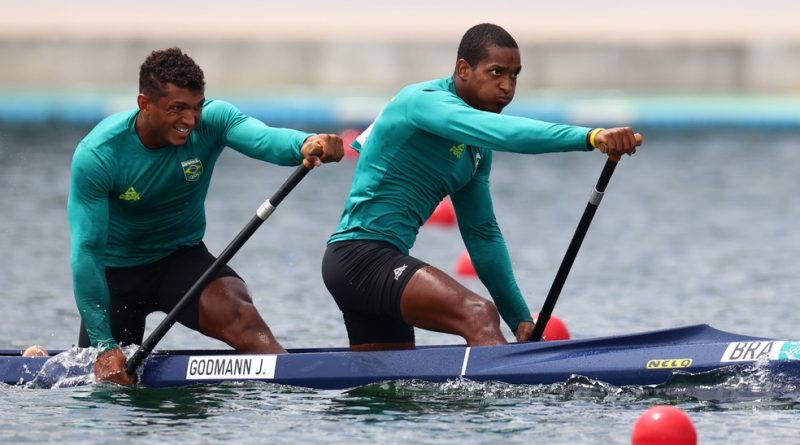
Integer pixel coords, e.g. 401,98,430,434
76,385,223,425
65,381,323,431
332,380,491,417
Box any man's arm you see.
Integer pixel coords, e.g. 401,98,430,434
68,146,136,385
211,101,342,166
67,147,116,350
407,89,591,154
450,151,533,339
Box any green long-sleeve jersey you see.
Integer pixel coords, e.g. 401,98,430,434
68,99,310,349
328,76,592,333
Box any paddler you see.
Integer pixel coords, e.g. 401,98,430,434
321,23,641,351
68,48,344,385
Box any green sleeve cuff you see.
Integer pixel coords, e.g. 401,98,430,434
95,340,119,353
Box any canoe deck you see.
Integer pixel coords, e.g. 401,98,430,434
1,324,797,389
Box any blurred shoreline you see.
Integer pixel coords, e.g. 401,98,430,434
3,89,799,130
2,1,799,128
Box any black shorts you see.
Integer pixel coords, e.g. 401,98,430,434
77,242,241,348
321,240,428,345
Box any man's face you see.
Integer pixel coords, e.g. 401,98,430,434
137,83,204,148
456,45,521,113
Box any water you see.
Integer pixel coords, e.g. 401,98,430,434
1,124,799,443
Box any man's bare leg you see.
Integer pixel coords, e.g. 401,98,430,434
198,277,287,354
351,265,506,351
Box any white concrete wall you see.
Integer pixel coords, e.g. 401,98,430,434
2,0,799,94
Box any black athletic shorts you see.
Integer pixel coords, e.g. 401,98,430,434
321,240,428,345
77,242,241,347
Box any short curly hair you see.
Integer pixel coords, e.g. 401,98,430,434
457,23,518,68
139,48,205,99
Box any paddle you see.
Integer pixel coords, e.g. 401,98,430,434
124,163,313,377
530,134,642,341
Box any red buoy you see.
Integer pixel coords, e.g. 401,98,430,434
631,406,697,445
455,250,477,277
532,313,571,341
338,128,361,159
425,198,456,226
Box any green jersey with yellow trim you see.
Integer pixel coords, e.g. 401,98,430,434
68,99,310,348
328,76,592,333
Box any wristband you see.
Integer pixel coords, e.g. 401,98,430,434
589,128,605,149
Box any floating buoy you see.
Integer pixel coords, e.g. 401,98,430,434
425,198,456,226
532,313,571,341
631,406,697,445
455,250,477,277
339,128,361,158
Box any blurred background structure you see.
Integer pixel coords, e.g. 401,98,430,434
1,0,800,128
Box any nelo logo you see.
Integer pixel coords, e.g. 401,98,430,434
645,358,693,369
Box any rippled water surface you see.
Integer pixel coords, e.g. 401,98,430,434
1,124,799,444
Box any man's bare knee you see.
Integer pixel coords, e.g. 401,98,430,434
468,297,500,324
462,297,502,341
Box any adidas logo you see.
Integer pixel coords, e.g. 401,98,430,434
393,264,408,281
119,187,141,201
449,144,465,158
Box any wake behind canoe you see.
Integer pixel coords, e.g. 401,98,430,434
2,324,798,389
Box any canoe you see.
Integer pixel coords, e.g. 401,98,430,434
1,324,798,389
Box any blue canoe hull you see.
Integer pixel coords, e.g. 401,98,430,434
1,324,798,389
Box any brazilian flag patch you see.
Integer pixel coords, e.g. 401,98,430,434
181,158,204,182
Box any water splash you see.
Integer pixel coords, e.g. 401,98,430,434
338,361,800,413
26,344,141,389
26,347,97,389
636,359,800,409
